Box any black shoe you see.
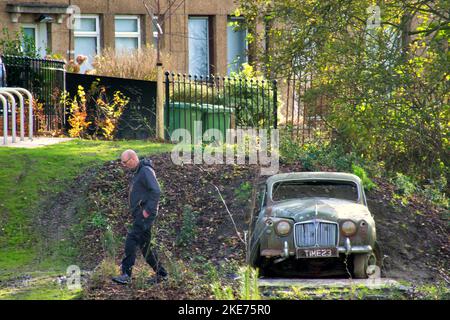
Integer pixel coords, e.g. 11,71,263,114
147,275,168,285
112,273,131,285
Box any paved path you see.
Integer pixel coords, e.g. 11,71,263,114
258,278,402,289
0,136,74,148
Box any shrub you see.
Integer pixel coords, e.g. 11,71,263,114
0,27,39,58
352,165,377,191
66,86,90,138
176,205,198,247
65,83,129,139
393,173,417,197
234,181,253,203
91,45,173,81
421,176,448,209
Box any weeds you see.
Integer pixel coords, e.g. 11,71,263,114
393,173,417,197
90,212,108,229
234,181,253,203
103,225,119,260
176,205,198,247
90,258,119,287
211,266,260,300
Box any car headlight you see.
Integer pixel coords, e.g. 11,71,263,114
341,221,357,236
275,221,291,236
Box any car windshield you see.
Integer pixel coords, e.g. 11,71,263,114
272,180,359,202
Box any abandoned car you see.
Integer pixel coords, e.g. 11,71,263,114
247,172,381,278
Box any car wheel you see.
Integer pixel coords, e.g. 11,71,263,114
353,252,378,279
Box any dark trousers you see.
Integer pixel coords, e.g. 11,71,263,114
121,215,167,277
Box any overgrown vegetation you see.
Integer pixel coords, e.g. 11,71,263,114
170,63,278,128
211,266,260,300
0,27,39,58
65,83,129,139
176,205,198,247
238,0,449,185
280,136,448,210
89,45,173,80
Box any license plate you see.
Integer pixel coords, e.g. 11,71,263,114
297,247,338,258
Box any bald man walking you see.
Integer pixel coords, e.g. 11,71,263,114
112,150,168,285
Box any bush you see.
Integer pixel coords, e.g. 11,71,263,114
421,176,448,209
393,173,417,197
352,165,377,191
65,83,129,139
91,45,173,81
0,27,39,57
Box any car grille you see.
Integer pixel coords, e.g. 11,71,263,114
294,221,338,248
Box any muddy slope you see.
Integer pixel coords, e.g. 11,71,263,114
37,153,448,299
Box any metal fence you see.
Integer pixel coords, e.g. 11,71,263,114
1,55,66,132
164,72,278,142
280,72,329,143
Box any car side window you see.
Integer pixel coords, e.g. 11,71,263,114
255,184,266,215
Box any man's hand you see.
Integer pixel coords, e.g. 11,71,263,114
143,209,150,218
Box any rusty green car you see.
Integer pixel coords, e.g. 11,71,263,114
247,172,382,278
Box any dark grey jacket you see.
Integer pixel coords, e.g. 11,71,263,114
129,158,161,219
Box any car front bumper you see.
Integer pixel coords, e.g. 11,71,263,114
261,238,373,259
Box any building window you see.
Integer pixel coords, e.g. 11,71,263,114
21,25,36,46
227,17,247,75
188,17,209,76
115,16,141,53
74,15,100,73
20,24,48,58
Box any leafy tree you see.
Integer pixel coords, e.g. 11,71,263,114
237,0,449,182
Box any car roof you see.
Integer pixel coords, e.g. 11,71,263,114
266,172,362,185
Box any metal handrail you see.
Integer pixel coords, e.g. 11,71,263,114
0,91,16,142
0,94,8,145
0,87,33,144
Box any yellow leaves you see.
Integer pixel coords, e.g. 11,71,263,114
66,85,129,139
68,110,90,138
77,85,86,104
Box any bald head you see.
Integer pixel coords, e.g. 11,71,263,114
120,149,139,169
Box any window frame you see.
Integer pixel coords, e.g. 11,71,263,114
227,16,248,74
114,15,141,51
20,24,38,45
74,14,101,56
188,16,210,76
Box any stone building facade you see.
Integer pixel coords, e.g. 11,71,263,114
0,0,249,75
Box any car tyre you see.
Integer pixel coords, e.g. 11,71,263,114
353,251,378,278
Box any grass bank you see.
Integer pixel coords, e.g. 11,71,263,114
0,139,172,299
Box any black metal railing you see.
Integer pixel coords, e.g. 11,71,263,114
164,72,278,141
282,72,329,143
1,55,66,132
